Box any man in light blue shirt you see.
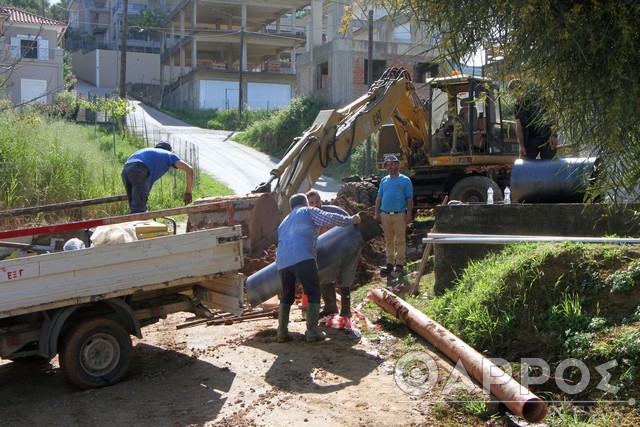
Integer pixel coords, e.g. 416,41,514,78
374,155,413,275
276,193,361,342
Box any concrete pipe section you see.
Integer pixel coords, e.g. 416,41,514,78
245,212,382,308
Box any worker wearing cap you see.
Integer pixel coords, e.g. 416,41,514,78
275,193,361,343
121,141,194,213
374,155,413,275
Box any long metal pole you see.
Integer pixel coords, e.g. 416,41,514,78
0,200,248,240
424,233,640,245
237,28,244,128
366,10,373,175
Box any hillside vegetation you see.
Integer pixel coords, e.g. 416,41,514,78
363,241,640,425
169,96,376,179
0,109,230,228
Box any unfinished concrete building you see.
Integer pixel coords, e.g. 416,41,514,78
160,0,438,110
160,0,309,110
296,2,437,106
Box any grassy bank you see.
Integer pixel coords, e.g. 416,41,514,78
0,109,231,228
353,241,640,425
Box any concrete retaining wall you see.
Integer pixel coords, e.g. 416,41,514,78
432,204,640,294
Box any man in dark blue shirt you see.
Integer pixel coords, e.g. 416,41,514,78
306,190,359,320
121,141,194,213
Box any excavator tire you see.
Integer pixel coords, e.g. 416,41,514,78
449,176,503,204
336,182,378,208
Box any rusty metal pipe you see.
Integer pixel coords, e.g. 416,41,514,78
370,288,547,423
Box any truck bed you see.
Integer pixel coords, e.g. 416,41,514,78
0,226,244,319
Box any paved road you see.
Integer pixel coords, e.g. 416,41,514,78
125,99,340,200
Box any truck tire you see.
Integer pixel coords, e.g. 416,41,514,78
59,317,132,389
337,182,378,208
449,176,503,204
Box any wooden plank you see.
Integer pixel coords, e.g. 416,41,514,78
0,195,128,218
195,275,244,315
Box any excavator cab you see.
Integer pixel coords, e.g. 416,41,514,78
426,74,519,157
376,72,519,175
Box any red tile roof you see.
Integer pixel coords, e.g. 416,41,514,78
0,6,65,27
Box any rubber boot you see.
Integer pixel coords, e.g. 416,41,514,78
339,287,351,318
305,303,327,342
319,282,338,317
277,304,291,343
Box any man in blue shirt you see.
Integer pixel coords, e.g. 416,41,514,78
306,190,360,320
276,193,361,342
121,141,194,213
374,155,413,275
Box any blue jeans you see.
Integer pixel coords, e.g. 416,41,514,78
121,162,150,213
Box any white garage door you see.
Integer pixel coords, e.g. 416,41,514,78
247,83,291,110
199,80,239,110
21,79,47,104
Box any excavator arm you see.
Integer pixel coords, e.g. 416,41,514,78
253,68,430,212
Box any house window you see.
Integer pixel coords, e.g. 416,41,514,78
364,60,386,85
317,62,328,90
394,24,411,43
11,37,49,60
21,39,38,59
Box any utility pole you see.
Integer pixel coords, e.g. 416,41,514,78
366,10,373,175
119,0,129,119
237,27,244,129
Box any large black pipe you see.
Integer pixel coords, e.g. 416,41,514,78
245,212,381,307
510,157,599,203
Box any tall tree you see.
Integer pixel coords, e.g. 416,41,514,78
3,0,43,15
49,0,69,22
360,0,640,201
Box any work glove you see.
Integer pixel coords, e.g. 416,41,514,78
183,192,192,205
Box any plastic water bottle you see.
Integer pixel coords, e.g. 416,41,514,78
487,187,494,205
504,186,511,205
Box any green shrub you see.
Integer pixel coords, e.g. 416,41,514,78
0,110,122,215
235,96,327,156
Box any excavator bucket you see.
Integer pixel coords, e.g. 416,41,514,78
187,193,280,257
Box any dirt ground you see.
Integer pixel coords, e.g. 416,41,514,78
1,310,444,427
1,205,455,427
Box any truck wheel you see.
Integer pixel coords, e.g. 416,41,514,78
449,176,503,204
59,317,132,389
337,182,378,207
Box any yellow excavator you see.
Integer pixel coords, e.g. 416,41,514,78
253,67,518,211
188,68,595,256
